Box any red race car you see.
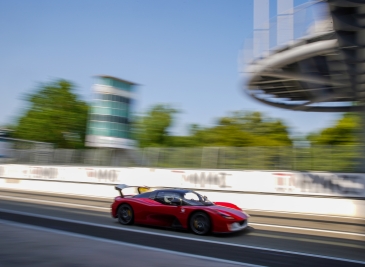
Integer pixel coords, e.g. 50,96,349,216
111,184,249,235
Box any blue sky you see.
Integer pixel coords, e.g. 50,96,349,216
0,0,341,137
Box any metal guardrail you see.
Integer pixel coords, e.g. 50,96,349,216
0,145,360,172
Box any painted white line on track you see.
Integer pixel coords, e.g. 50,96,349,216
244,208,365,221
0,208,364,265
0,188,112,199
0,219,263,267
249,223,365,237
0,195,110,211
3,190,365,221
1,195,364,238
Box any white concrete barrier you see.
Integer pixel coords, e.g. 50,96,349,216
1,164,364,218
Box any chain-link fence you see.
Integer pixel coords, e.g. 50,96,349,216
0,145,361,172
140,146,358,172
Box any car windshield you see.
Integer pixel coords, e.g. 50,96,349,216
183,191,214,206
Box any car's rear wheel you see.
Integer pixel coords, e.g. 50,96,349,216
190,212,211,235
117,204,134,225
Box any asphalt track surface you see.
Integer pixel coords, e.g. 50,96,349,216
0,189,364,267
0,221,247,267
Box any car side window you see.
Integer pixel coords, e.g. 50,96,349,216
149,191,157,199
184,192,200,201
156,192,181,205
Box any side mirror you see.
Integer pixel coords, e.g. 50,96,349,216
171,197,182,206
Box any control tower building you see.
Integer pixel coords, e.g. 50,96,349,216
86,75,137,149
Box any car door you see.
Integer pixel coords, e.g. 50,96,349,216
146,191,181,227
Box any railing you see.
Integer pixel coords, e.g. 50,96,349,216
0,145,360,172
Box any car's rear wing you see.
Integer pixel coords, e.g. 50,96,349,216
115,184,151,197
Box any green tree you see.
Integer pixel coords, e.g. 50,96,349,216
13,79,89,148
305,113,361,172
307,113,360,145
169,111,292,147
213,111,292,146
133,104,178,147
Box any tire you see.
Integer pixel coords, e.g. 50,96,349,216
189,212,211,235
117,204,134,225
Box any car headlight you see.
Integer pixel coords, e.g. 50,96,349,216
217,212,235,220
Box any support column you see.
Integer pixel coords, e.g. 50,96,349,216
253,0,269,58
277,0,293,47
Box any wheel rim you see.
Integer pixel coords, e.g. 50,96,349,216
192,214,209,234
119,206,132,224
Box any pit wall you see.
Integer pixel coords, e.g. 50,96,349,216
1,164,364,218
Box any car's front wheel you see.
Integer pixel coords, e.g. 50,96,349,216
190,212,211,235
117,204,134,225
